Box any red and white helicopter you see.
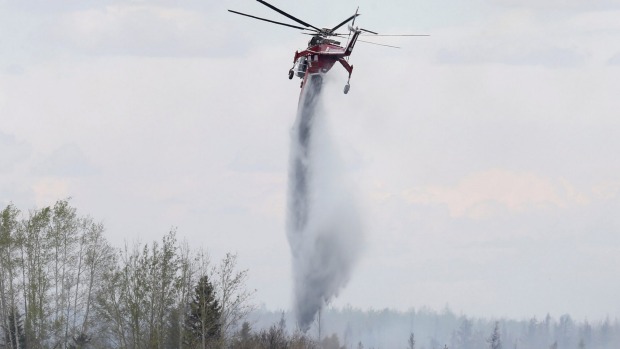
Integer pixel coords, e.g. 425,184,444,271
229,0,426,94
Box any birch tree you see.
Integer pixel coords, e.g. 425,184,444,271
216,253,255,342
0,204,22,349
97,231,182,349
21,206,52,348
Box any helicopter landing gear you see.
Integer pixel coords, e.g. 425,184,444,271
288,69,294,80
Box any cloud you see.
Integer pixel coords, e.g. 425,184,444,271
591,180,620,200
437,45,586,68
41,4,251,58
34,143,98,177
492,1,620,12
1,0,220,14
0,3,252,59
609,52,620,65
0,131,31,172
32,178,70,208
404,169,588,219
430,8,620,67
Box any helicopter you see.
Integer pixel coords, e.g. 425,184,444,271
228,0,427,94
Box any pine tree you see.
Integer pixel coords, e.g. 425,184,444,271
184,275,221,348
408,332,416,349
578,338,586,349
487,322,502,349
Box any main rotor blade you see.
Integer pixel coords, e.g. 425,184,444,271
329,13,360,34
228,10,310,31
302,32,346,37
361,34,430,37
256,0,322,32
360,28,379,35
351,7,359,27
357,39,400,49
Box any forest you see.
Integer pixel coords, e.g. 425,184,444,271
251,306,620,349
1,200,619,349
0,200,259,349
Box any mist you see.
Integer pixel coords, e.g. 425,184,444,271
286,74,363,331
249,306,620,349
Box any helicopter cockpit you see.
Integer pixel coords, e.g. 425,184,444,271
308,36,341,47
293,56,308,78
308,36,322,46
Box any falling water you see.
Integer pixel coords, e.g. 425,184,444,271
286,73,362,331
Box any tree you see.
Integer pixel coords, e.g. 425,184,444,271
452,318,473,349
215,253,254,339
321,333,342,349
3,307,26,349
48,199,79,347
95,230,182,349
20,205,53,348
234,321,252,349
185,275,221,348
487,322,501,349
0,204,22,349
408,332,416,349
578,338,585,349
68,332,91,349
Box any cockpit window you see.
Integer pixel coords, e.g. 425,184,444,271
308,36,322,46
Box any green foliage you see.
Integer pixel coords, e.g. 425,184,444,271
230,322,318,349
95,230,183,349
0,200,115,348
321,333,344,349
184,275,222,348
0,201,258,349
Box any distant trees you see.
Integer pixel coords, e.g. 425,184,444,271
452,318,474,349
407,332,415,349
249,307,620,349
321,333,344,349
5,201,620,349
487,322,501,349
227,320,318,349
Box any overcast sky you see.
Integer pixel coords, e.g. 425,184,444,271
2,0,620,321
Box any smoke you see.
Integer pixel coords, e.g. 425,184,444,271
286,74,363,331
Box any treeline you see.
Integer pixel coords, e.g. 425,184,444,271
4,200,619,349
0,200,269,349
251,307,620,349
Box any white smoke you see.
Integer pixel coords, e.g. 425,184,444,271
286,74,363,331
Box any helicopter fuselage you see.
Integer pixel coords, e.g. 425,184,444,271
290,31,361,93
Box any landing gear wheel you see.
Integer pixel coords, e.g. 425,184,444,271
343,84,350,94
288,69,294,80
